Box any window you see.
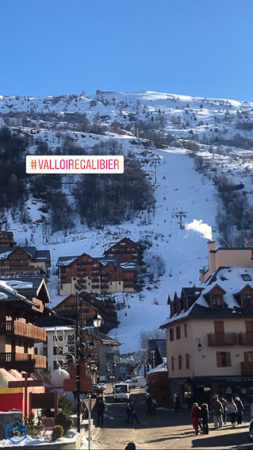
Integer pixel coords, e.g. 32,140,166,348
169,328,174,341
185,353,190,369
53,346,63,355
53,335,63,341
178,355,182,370
216,352,231,367
184,323,187,338
244,351,253,362
171,356,175,371
243,295,253,308
241,273,252,281
68,334,74,344
176,326,181,340
211,295,222,307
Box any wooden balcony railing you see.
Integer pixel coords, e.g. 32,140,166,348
241,361,253,375
207,333,237,346
238,333,253,345
0,321,46,342
0,353,46,370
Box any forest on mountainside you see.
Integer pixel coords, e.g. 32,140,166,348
0,127,155,231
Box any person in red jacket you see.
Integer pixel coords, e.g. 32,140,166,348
191,402,201,435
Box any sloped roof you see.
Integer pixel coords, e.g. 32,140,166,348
0,246,50,264
86,328,121,346
0,276,50,302
105,237,139,253
0,280,33,306
161,266,253,328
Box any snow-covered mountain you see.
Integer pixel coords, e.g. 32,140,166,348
1,90,253,352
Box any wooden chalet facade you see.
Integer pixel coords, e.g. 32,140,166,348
57,252,136,296
0,277,49,372
104,237,142,264
0,246,51,276
53,291,118,334
0,229,15,248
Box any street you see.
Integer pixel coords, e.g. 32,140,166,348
90,390,253,450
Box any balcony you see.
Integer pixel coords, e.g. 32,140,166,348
241,361,253,375
0,353,46,370
207,333,237,346
0,321,46,342
238,333,253,345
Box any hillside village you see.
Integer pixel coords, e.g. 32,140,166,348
0,91,253,445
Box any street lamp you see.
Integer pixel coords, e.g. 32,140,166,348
75,291,103,433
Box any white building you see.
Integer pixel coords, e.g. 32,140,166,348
35,325,74,372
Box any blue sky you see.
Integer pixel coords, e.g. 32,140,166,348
1,0,253,101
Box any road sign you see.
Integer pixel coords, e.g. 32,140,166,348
83,398,96,411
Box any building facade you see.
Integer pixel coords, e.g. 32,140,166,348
200,241,253,283
53,291,118,334
104,237,143,265
162,267,253,405
0,278,48,372
0,229,15,248
57,252,136,296
0,246,51,276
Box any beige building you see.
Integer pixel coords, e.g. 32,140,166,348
162,267,253,405
200,241,253,283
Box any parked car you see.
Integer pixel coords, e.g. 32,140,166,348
126,376,146,389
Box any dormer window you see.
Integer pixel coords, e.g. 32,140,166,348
241,274,252,282
243,295,253,308
211,295,223,307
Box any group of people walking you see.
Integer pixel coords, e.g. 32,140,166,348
191,394,244,435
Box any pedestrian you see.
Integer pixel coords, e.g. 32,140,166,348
227,397,238,428
251,401,253,418
200,403,209,434
219,395,228,424
125,443,136,450
234,396,244,425
173,392,182,412
95,396,105,427
211,395,223,429
146,394,154,416
152,398,157,415
126,399,132,424
129,400,139,425
191,402,201,435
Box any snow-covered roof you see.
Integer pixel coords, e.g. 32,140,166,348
162,267,253,327
147,358,167,374
43,326,74,332
56,256,79,266
0,280,34,306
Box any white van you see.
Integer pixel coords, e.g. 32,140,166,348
113,383,130,401
126,376,146,389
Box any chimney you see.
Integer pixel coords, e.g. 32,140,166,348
208,241,216,274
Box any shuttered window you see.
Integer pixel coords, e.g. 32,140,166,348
216,351,231,367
